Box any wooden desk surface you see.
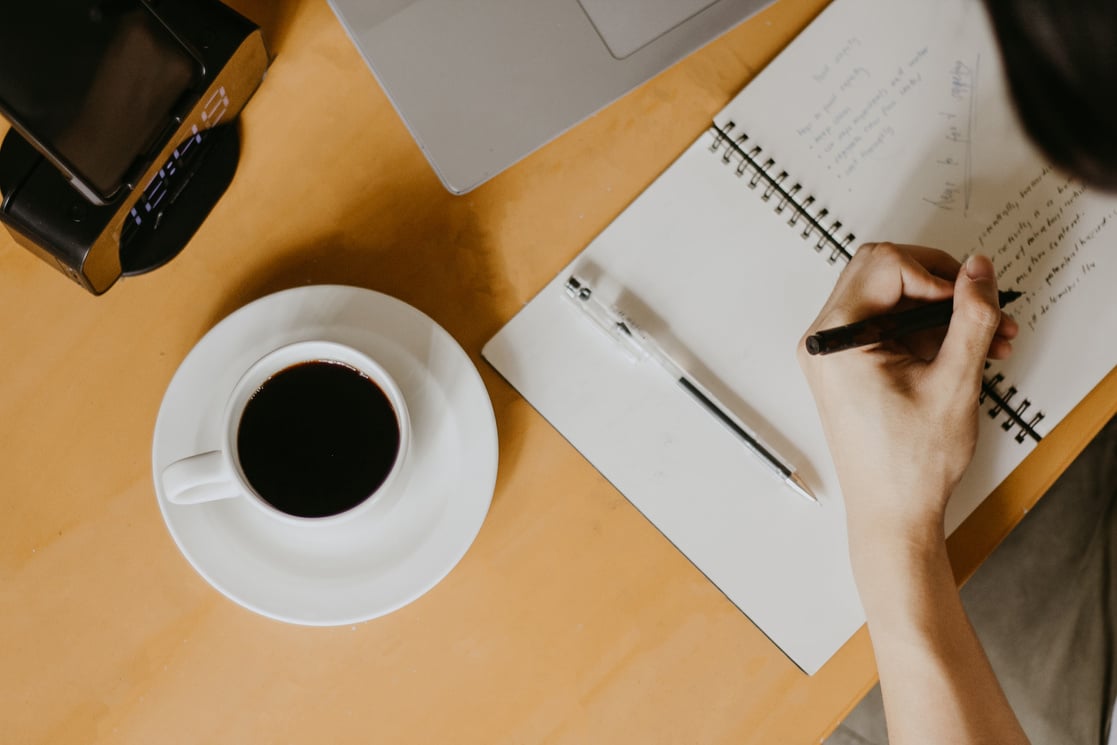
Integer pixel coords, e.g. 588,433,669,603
3,1,1115,743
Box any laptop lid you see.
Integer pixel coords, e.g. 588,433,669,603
328,0,775,193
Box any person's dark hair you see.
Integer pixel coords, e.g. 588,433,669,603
984,0,1117,191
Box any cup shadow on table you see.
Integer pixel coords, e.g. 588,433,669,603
203,159,529,511
199,0,537,515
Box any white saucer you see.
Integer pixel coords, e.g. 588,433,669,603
153,285,498,625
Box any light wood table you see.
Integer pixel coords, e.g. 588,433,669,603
3,1,1115,743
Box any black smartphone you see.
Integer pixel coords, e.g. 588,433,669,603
0,0,204,205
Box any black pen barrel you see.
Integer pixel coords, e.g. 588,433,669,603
806,299,953,354
805,290,1021,355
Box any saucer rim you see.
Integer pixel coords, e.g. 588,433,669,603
152,284,498,625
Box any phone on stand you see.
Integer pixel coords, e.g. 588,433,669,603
0,0,204,205
0,0,269,294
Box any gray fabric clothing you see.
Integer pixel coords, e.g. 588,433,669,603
827,415,1117,745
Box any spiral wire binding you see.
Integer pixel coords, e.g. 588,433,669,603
709,121,854,263
981,366,1045,442
707,121,1045,443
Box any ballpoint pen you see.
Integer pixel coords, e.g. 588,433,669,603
564,276,818,505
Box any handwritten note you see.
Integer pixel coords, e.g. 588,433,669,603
971,167,1115,332
795,37,928,181
717,0,1117,351
789,35,1111,337
921,56,978,214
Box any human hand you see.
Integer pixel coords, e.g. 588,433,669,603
798,243,1018,546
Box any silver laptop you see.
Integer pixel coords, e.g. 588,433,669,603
327,0,776,194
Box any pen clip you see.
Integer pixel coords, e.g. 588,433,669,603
564,277,646,363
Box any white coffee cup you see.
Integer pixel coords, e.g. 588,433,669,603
161,340,411,525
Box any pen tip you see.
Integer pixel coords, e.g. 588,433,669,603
789,473,820,505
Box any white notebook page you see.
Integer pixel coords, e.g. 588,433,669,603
484,0,1117,673
714,0,1117,528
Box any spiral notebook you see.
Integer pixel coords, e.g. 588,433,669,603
483,0,1117,674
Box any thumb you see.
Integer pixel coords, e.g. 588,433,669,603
933,254,1001,391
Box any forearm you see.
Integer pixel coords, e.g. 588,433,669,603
849,520,1030,745
800,246,1026,741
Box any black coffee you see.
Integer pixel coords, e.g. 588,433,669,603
236,360,401,518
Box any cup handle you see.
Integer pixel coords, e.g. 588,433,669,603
162,451,242,505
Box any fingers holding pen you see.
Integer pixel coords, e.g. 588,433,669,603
989,312,1019,359
913,249,1018,358
801,244,1020,363
933,254,1001,380
814,242,957,330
